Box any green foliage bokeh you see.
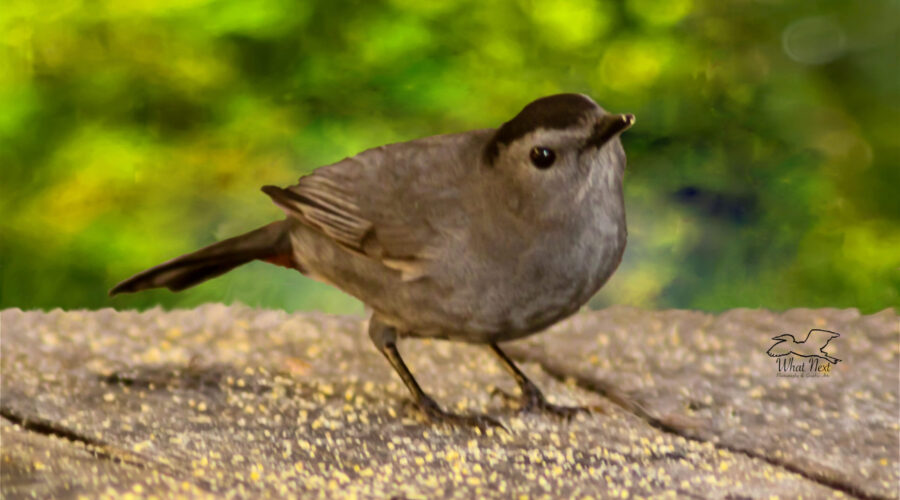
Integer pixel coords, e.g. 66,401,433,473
1,0,898,313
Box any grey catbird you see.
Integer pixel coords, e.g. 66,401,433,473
111,93,634,428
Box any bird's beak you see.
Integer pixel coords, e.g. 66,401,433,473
588,113,635,149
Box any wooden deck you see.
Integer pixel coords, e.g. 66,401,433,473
1,305,897,499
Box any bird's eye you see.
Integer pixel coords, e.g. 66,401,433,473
529,146,556,169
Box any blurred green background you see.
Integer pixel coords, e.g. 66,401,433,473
1,0,898,314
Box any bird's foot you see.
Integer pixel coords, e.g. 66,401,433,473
410,396,507,432
492,381,591,420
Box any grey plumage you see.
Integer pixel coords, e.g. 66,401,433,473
111,93,634,427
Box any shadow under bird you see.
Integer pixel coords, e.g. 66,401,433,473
111,93,635,428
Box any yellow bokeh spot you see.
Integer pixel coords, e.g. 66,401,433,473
93,0,208,18
16,127,153,240
388,0,461,14
615,268,669,306
840,224,900,274
626,0,693,27
360,18,432,64
481,36,524,67
524,0,612,49
599,39,670,91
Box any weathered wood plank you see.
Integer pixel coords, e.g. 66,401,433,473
508,307,900,499
1,305,896,499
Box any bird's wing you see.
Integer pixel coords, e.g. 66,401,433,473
264,132,479,280
263,174,374,252
766,339,789,357
805,329,840,349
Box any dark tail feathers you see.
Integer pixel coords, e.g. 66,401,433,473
109,220,292,295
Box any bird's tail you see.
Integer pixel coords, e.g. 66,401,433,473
109,220,293,295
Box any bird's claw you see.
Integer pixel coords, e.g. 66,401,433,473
498,381,591,420
414,396,508,432
489,386,517,403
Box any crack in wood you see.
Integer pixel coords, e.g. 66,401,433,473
0,405,215,493
513,353,890,500
0,406,131,464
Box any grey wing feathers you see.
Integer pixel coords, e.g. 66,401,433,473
262,134,478,280
262,177,374,252
262,175,436,281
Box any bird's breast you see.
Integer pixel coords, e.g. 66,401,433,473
437,210,626,342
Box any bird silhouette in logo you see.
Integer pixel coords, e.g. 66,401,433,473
766,329,841,364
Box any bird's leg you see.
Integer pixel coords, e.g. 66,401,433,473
489,343,589,419
369,318,504,430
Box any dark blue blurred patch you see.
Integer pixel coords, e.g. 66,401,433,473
672,186,757,224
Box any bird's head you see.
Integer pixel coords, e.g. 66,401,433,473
483,94,634,220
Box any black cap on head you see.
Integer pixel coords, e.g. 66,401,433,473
484,94,599,163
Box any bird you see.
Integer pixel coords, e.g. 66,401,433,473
766,329,842,364
110,93,635,428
